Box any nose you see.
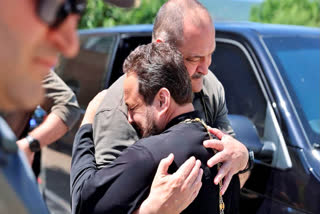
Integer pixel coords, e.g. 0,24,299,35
48,14,80,58
197,55,211,75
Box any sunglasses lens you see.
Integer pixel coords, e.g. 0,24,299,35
74,0,87,14
37,0,86,27
37,0,64,26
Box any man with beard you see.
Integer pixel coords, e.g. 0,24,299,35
93,0,250,197
0,0,141,213
71,42,240,214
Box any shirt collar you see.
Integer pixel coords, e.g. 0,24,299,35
164,110,201,130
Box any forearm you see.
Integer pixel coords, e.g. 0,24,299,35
28,112,68,148
16,112,69,164
42,70,81,129
72,125,156,214
71,124,98,214
133,199,158,214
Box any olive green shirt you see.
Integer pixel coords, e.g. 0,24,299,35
3,70,81,138
93,71,234,168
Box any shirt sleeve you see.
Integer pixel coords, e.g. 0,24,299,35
203,71,235,137
212,80,235,137
71,124,155,214
41,70,81,129
93,75,139,167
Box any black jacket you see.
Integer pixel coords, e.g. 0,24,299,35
70,111,239,214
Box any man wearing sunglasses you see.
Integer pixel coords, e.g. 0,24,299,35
0,0,138,213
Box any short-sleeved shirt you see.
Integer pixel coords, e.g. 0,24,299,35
71,111,240,214
93,71,234,167
3,70,81,138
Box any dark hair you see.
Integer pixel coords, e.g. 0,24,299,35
152,0,212,47
123,42,192,105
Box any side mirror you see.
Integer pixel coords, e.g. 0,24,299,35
228,114,275,162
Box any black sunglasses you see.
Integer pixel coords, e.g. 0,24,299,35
37,0,87,28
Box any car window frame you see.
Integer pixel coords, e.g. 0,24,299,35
215,36,292,169
260,35,317,149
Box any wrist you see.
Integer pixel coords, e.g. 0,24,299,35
138,198,158,214
17,138,32,153
241,149,250,171
25,134,41,152
239,150,254,174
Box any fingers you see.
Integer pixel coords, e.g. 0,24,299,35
213,157,232,184
206,150,226,168
183,159,202,189
174,156,196,180
193,167,203,188
203,139,224,151
189,168,203,202
208,128,225,140
221,172,233,195
156,153,174,177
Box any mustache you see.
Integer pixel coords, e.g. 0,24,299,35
191,72,203,79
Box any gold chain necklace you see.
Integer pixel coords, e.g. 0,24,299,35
180,118,225,214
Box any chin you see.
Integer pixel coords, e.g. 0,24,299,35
192,79,204,93
9,83,45,111
192,84,203,93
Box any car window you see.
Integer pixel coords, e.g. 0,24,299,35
107,35,151,87
263,36,320,144
211,41,267,137
212,39,292,169
57,34,119,109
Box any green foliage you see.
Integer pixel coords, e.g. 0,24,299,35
250,0,320,27
79,0,167,29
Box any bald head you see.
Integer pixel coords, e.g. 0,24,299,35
152,0,213,48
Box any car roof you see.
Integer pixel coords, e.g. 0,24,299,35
215,21,320,37
79,24,153,35
78,21,320,37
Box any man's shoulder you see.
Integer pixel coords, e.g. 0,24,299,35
136,122,208,161
202,70,224,97
96,75,126,114
139,122,205,144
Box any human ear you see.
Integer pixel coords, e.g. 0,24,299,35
154,88,170,114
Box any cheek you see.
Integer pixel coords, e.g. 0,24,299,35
207,57,212,67
185,62,198,77
133,112,145,126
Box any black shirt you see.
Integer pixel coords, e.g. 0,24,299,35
71,111,239,214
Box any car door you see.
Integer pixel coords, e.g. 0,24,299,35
56,32,120,147
211,34,298,214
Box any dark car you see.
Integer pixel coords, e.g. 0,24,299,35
57,22,320,214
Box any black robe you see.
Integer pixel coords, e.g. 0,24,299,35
71,111,240,214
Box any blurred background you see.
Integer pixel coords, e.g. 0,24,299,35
78,0,320,29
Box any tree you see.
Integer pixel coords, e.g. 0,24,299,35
250,0,320,27
79,0,167,29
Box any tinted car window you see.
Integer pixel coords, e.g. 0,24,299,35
107,36,151,87
211,41,267,137
263,36,320,144
57,34,118,109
